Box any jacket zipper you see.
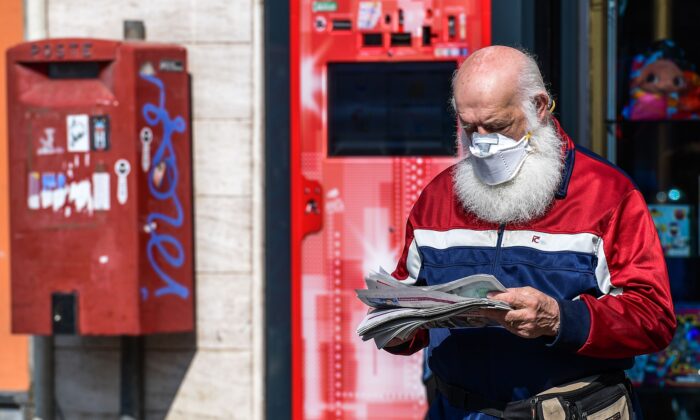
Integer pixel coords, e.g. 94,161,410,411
493,224,506,274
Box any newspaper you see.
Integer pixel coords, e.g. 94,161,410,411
356,269,511,349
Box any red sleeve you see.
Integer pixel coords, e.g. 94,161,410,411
578,189,676,358
384,217,429,355
391,217,416,280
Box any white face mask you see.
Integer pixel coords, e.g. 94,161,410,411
466,130,533,186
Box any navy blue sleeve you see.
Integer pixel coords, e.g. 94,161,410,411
546,299,591,352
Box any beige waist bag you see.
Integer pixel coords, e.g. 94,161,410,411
534,372,632,420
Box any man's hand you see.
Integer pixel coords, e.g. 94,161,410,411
485,287,560,339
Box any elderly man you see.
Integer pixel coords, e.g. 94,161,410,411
385,46,676,419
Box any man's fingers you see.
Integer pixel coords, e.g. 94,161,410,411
487,288,532,308
478,308,507,322
483,287,560,338
503,309,532,324
486,291,513,304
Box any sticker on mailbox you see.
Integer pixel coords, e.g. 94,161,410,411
140,127,153,172
159,60,184,72
115,159,131,205
93,168,111,211
37,127,64,155
27,172,40,210
91,116,110,151
66,114,90,152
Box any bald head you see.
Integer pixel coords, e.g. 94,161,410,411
452,46,550,141
454,46,528,99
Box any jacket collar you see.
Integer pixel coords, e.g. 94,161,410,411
551,117,575,199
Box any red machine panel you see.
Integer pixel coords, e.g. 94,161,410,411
7,39,193,335
291,0,490,418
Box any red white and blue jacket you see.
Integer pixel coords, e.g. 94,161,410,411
386,120,676,412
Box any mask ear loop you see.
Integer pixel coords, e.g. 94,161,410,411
522,131,534,152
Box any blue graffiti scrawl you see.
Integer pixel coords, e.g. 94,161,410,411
141,74,189,299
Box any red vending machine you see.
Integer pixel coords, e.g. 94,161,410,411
7,39,193,335
291,0,491,418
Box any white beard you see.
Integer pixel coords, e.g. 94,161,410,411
453,119,565,225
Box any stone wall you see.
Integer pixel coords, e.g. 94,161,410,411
36,0,264,418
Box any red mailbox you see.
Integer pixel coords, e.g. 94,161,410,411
6,39,193,335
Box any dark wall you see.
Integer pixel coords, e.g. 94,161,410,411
491,0,584,144
264,0,292,413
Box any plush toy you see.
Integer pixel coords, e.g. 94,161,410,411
623,39,700,120
679,69,700,115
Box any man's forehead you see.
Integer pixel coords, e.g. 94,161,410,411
454,80,518,121
457,106,512,127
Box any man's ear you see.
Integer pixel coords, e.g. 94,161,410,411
534,93,549,122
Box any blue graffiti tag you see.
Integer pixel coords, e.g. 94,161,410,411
141,74,189,299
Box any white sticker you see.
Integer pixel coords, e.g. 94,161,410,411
29,172,98,216
68,180,93,214
93,171,111,211
115,159,131,205
27,172,40,210
357,1,381,29
140,127,153,172
139,62,155,76
37,128,64,155
52,186,67,211
41,190,52,208
40,173,57,209
66,114,90,152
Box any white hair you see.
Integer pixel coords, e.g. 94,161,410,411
518,52,550,130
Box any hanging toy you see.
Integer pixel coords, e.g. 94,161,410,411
623,39,700,120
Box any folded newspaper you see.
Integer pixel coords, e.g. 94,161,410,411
356,268,512,349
